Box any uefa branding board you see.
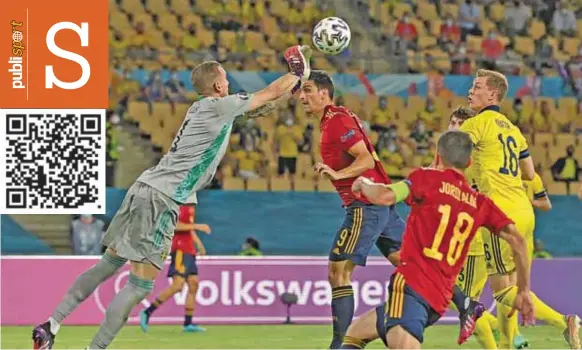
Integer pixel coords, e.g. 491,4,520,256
0,0,108,214
2,256,581,325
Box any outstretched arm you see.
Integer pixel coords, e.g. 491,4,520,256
315,141,375,180
351,178,410,206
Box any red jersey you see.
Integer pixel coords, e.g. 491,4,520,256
171,205,196,255
320,105,391,206
395,168,513,314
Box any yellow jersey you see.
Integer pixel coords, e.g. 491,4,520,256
460,105,531,212
523,173,547,202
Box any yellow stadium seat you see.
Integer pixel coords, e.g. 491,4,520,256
218,30,237,48
521,96,534,117
555,133,575,150
170,0,192,14
418,35,437,49
127,101,150,123
317,180,336,192
146,0,169,14
343,93,362,111
247,178,268,192
407,96,426,115
429,19,443,37
489,3,505,22
294,178,316,192
392,2,413,19
563,37,581,57
442,3,459,19
149,30,167,48
150,129,165,148
559,97,577,118
296,153,313,177
246,31,267,51
407,50,427,73
466,35,483,53
121,0,146,13
198,29,215,48
514,36,535,56
223,177,245,190
271,178,291,192
152,102,172,124
529,19,546,40
546,181,568,195
133,13,155,29
417,1,438,20
182,14,203,29
110,11,132,32
365,95,380,108
158,13,180,32
534,132,554,146
261,15,279,35
480,19,496,35
578,19,582,39
410,18,426,36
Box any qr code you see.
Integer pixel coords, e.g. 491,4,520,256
1,109,106,214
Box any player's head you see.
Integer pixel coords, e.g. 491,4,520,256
468,69,508,111
435,130,473,170
190,61,229,97
299,70,334,116
448,106,475,130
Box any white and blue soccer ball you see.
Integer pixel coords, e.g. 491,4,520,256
312,17,351,55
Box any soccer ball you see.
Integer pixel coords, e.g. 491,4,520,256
312,17,351,55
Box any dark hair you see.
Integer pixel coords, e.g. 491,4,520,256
246,237,260,250
307,70,334,99
449,106,475,121
437,130,473,169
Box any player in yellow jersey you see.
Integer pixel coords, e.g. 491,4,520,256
462,69,580,349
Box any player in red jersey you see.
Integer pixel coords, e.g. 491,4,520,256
343,130,534,349
299,70,407,348
140,204,211,333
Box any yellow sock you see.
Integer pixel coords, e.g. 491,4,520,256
497,303,517,349
481,310,499,330
474,314,498,349
494,285,567,331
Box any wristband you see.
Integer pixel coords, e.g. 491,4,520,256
386,181,411,203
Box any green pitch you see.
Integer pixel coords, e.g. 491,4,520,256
1,324,566,349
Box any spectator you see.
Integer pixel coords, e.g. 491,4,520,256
233,144,264,179
418,98,441,130
129,22,153,51
180,25,201,52
533,239,552,259
503,0,532,37
408,119,433,156
239,237,262,256
531,100,554,132
165,72,189,105
480,31,505,68
507,98,531,132
237,119,264,152
496,42,522,75
451,44,471,75
395,12,418,50
274,116,303,181
551,145,581,194
110,31,129,59
299,123,315,154
551,0,577,37
439,14,462,53
144,71,167,103
106,111,120,187
530,35,554,73
71,214,106,255
565,46,582,98
458,0,483,40
371,96,394,132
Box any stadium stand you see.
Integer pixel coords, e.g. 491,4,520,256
106,0,582,197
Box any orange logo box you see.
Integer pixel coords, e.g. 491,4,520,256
0,0,108,109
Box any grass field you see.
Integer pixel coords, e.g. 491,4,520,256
1,324,568,349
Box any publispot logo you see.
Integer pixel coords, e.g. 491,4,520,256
10,20,25,90
1,0,108,108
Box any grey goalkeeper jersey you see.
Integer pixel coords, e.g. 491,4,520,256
137,93,253,203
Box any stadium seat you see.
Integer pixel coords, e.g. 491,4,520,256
466,35,483,53
247,178,268,192
429,19,443,37
555,133,575,150
218,31,237,48
480,19,497,35
182,14,204,30
578,19,582,38
223,177,245,191
489,3,505,22
271,177,291,192
417,1,438,20
295,178,316,192
317,180,336,193
534,132,554,146
418,35,437,50
158,13,180,32
134,13,155,30
392,3,413,19
546,181,568,195
170,0,192,14
246,31,267,51
146,0,170,14
121,0,146,14
529,19,546,40
127,101,150,123
442,3,458,19
563,37,581,57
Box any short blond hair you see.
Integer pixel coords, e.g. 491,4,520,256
476,69,508,103
190,61,222,95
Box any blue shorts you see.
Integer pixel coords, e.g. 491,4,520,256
384,273,441,344
329,201,405,266
167,250,198,277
